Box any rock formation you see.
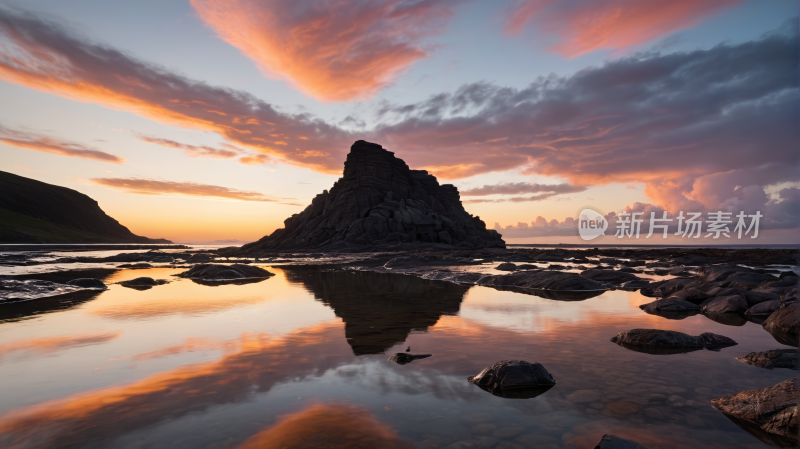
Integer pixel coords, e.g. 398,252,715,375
237,141,504,252
176,264,274,281
467,360,557,399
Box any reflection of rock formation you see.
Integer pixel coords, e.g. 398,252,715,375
283,268,469,355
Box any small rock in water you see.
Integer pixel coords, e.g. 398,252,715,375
736,349,798,370
176,264,274,281
495,262,517,271
388,353,431,365
467,360,556,399
119,277,168,290
593,434,649,448
65,278,107,289
610,329,737,354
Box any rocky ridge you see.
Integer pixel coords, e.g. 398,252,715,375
236,141,504,253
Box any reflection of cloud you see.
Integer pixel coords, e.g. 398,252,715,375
88,178,286,202
191,0,459,102
0,324,353,449
503,0,740,58
92,295,271,320
136,134,240,159
238,404,413,449
0,124,125,164
132,337,234,361
0,332,121,359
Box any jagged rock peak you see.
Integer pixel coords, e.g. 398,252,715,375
239,140,504,252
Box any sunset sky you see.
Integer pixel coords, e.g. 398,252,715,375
0,0,797,244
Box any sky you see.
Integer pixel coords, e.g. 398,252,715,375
0,0,797,244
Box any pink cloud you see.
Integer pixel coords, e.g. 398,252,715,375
136,135,240,158
0,123,125,164
89,178,290,202
191,0,459,101
504,0,741,58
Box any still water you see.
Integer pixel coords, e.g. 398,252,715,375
0,266,793,449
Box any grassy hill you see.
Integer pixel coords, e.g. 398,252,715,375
0,171,170,243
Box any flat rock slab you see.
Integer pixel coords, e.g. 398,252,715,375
580,269,641,285
736,349,798,370
594,434,648,448
762,303,799,347
468,360,556,399
487,271,605,291
611,329,737,355
712,378,798,448
176,264,274,281
0,279,85,302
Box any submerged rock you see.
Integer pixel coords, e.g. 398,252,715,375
388,353,431,365
176,264,274,281
467,360,556,399
65,278,107,289
736,349,798,370
580,269,641,286
762,303,800,347
593,434,648,449
610,329,737,354
234,140,504,252
711,378,798,448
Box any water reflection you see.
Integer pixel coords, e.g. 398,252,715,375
284,268,468,355
238,404,413,449
0,267,793,449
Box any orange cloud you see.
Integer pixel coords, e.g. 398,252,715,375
191,0,459,102
88,178,287,202
239,154,273,165
0,332,121,359
0,124,125,164
136,134,240,158
238,404,413,449
504,0,741,58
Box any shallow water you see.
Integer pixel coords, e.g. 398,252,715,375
0,266,795,449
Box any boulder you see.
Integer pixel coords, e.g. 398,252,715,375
711,378,798,448
580,269,641,285
725,271,777,289
495,262,517,271
745,300,783,316
669,287,711,303
65,278,107,289
119,277,168,290
611,329,737,354
736,350,798,370
467,360,556,399
388,353,431,365
640,297,700,313
176,264,274,281
593,434,648,449
702,295,748,314
234,141,505,252
743,290,781,306
762,303,800,347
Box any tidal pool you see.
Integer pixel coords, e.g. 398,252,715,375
0,265,794,449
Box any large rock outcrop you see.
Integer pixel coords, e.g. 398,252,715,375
238,141,504,252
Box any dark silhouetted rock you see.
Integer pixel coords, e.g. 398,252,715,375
669,287,711,303
119,277,168,290
235,141,504,252
702,294,748,314
593,434,648,449
736,350,798,370
743,290,782,306
712,378,798,448
118,263,153,268
641,278,696,297
388,353,431,365
496,262,517,271
725,271,777,289
580,269,641,285
640,297,700,313
468,360,556,399
65,278,107,289
611,329,736,354
483,270,605,291
177,264,274,281
762,303,800,347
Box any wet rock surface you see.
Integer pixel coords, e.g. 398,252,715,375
0,279,86,302
468,360,556,399
65,278,107,289
176,264,274,281
736,349,798,370
712,378,799,448
234,141,504,252
119,277,169,290
594,434,649,448
611,329,737,354
762,303,800,347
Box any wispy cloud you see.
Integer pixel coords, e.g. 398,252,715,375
0,332,121,358
88,178,290,202
503,0,741,58
461,182,586,196
136,134,240,158
191,0,460,101
0,123,125,164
